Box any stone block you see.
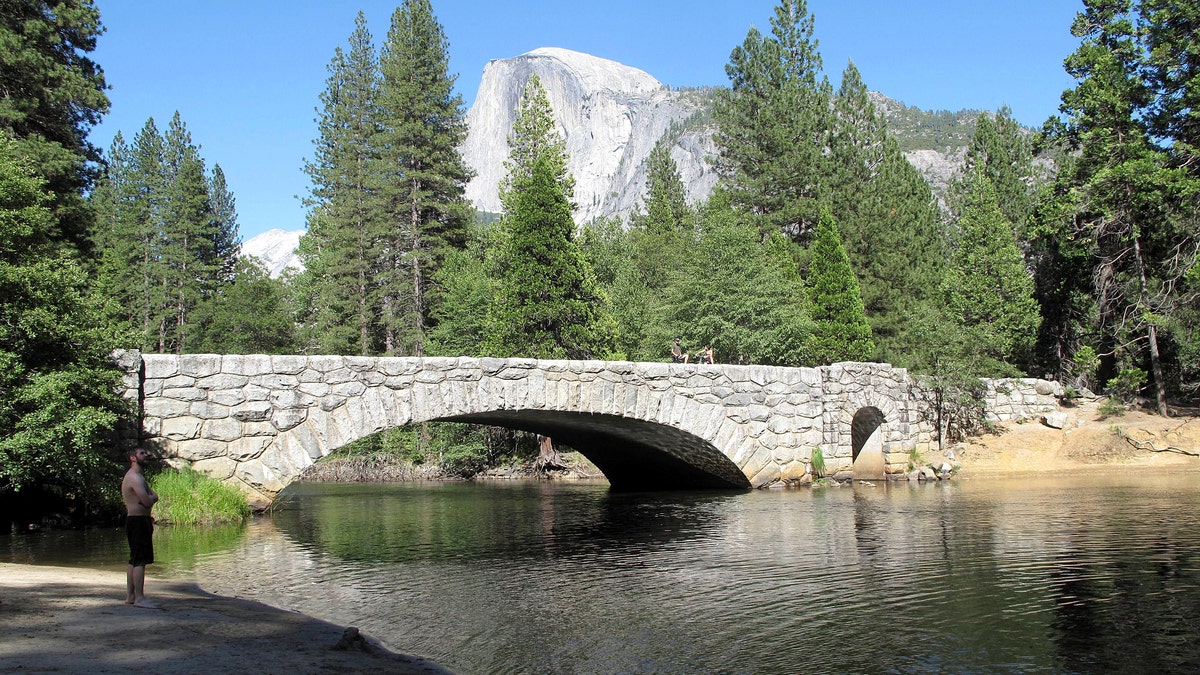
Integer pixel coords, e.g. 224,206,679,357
271,408,308,432
143,354,179,379
270,389,316,410
196,373,250,390
143,397,191,419
190,455,237,481
171,438,228,461
228,436,271,461
323,368,357,385
231,401,272,422
271,355,309,375
161,416,203,441
190,401,230,419
331,381,367,397
203,418,243,442
207,389,245,407
242,385,270,401
222,354,272,376
179,354,222,378
307,355,344,372
251,373,299,389
162,386,206,402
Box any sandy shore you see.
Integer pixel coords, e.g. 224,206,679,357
0,563,448,674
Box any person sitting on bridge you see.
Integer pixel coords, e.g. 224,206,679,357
671,337,689,363
700,344,715,364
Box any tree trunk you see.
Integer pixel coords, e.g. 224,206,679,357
1132,233,1169,416
534,434,566,473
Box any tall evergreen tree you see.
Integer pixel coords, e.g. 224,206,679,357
502,74,574,203
0,0,109,254
636,138,691,235
942,170,1039,372
826,60,946,360
807,208,874,364
298,12,381,355
375,0,473,356
486,154,617,359
955,108,1036,230
712,0,832,239
1038,0,1195,413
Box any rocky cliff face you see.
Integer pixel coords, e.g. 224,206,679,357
461,47,718,223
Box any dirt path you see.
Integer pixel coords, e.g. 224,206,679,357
0,563,448,674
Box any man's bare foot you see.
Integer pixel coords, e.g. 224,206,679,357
125,597,134,604
131,599,158,609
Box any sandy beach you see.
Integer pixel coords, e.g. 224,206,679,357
0,562,448,674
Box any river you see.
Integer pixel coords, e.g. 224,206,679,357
5,474,1200,674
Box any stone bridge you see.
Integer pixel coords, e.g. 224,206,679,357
112,351,1063,506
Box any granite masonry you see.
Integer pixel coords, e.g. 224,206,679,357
111,351,1064,506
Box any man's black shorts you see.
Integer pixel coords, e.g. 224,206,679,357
126,515,154,566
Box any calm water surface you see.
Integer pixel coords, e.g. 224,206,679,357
5,474,1200,674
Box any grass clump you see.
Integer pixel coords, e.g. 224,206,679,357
809,447,827,479
149,467,251,525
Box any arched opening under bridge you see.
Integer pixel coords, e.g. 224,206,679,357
851,406,887,481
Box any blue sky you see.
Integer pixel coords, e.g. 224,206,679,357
90,0,1083,241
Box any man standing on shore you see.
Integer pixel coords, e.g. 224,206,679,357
122,447,158,608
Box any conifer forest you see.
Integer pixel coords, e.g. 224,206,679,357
2,0,1198,521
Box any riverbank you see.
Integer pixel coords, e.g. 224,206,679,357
954,399,1200,477
0,563,448,674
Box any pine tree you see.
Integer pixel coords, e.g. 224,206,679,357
502,74,574,203
807,208,874,364
826,61,946,361
159,112,216,352
207,164,240,284
637,138,691,235
486,154,617,359
1041,0,1195,414
942,170,1039,371
0,0,109,254
954,108,1036,231
712,0,832,239
375,0,473,355
298,12,381,355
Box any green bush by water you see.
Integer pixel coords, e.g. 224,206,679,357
149,467,251,525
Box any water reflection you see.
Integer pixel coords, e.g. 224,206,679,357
4,474,1200,674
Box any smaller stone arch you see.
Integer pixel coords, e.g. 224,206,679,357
851,406,887,480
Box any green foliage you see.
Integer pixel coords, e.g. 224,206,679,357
190,257,296,354
502,74,574,203
91,113,242,353
712,0,833,239
486,154,618,359
0,139,128,513
661,199,814,366
807,208,874,364
1070,345,1101,391
941,169,1039,372
0,0,109,254
1106,367,1147,405
809,446,826,478
149,467,251,525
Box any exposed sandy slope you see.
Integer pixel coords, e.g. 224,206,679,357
0,563,448,674
954,400,1200,477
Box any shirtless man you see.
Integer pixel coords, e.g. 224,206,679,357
122,447,159,608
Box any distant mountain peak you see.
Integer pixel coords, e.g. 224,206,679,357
241,228,303,278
